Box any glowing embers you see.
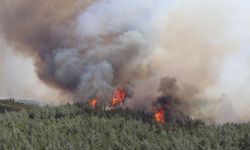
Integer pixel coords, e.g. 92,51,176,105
154,108,165,124
111,87,126,107
89,98,98,109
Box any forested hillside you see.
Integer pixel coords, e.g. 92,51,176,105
0,99,34,113
0,104,249,150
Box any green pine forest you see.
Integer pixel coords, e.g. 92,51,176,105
0,100,249,150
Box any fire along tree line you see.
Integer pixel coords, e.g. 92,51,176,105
89,87,165,124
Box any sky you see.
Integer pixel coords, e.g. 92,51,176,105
0,0,250,123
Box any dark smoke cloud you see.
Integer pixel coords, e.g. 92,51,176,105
0,0,94,92
152,77,199,121
1,0,250,123
0,0,151,105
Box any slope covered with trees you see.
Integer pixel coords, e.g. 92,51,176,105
0,99,34,113
0,103,249,149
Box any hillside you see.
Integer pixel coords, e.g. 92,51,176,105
0,99,34,113
0,104,249,149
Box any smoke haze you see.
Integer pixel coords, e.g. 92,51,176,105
0,0,250,123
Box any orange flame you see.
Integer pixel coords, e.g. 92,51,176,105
154,109,165,124
111,88,126,107
89,98,97,108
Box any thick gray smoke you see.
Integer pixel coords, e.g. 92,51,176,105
0,0,152,101
1,0,250,123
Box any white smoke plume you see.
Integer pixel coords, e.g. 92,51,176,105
0,0,250,123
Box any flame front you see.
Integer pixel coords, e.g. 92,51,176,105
154,109,165,124
89,98,97,108
111,88,126,107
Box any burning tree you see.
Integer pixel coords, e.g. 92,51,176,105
86,77,190,125
154,108,166,124
89,98,98,109
111,87,126,107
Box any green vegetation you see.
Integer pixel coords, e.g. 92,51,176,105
0,99,34,113
0,103,249,150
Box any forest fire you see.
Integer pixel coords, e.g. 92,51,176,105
89,98,98,108
88,88,126,109
111,88,126,107
154,109,165,124
88,87,167,124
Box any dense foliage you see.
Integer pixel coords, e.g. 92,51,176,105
0,103,249,150
0,100,33,113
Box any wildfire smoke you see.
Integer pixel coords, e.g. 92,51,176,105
1,0,250,123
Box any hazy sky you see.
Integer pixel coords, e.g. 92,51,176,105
1,0,250,123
